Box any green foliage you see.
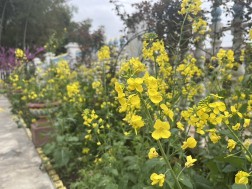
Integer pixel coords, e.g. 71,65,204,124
0,0,73,48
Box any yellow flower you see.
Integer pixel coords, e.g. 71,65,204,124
244,119,250,128
67,82,80,98
249,29,252,40
152,119,171,140
115,81,124,94
15,48,24,58
82,148,90,154
160,104,174,121
227,139,237,152
150,173,165,187
148,89,163,104
231,106,243,118
128,94,141,109
232,123,241,131
128,114,145,130
145,75,158,90
209,101,226,114
148,147,159,159
127,78,143,93
97,45,110,61
177,121,185,131
185,155,197,168
235,171,250,185
182,137,197,150
92,81,101,89
243,139,252,150
209,132,221,143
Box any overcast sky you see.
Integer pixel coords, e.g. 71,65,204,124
67,0,235,46
67,0,144,41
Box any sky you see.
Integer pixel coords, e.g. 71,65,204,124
67,0,236,47
67,0,144,41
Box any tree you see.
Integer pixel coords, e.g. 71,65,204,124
110,0,192,58
0,0,73,48
67,19,105,67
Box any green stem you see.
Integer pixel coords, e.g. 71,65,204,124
177,166,186,180
157,140,183,189
102,61,109,119
174,11,189,66
226,124,252,161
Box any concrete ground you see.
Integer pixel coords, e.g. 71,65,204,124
0,95,55,189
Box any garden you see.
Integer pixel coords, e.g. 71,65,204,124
1,0,252,189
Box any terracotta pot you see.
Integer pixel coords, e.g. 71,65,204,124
31,118,54,147
27,101,60,119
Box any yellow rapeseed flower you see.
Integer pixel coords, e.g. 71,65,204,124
249,29,252,40
127,78,143,93
185,155,197,168
148,147,159,159
232,123,241,131
231,106,243,118
181,137,197,150
148,89,163,104
160,104,174,121
128,114,145,130
128,94,141,109
235,171,250,185
97,45,110,61
150,173,165,187
243,119,251,128
15,48,24,58
152,119,171,140
177,121,185,131
209,132,221,143
227,139,237,152
82,148,90,154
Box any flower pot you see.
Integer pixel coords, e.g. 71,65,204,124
27,101,60,119
31,118,54,147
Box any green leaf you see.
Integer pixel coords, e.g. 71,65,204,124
179,174,193,189
110,168,119,176
143,187,155,189
231,184,247,189
145,158,166,171
56,135,64,143
66,136,79,142
206,160,219,175
248,144,252,154
192,174,213,189
219,130,233,138
53,148,71,167
216,155,246,169
43,142,56,155
222,164,237,173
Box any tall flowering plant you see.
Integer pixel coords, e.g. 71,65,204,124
113,1,252,188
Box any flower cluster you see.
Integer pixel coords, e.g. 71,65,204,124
97,45,110,61
179,0,202,16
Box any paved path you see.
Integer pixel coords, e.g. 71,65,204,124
0,95,55,189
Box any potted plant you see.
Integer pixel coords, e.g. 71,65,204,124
25,67,61,147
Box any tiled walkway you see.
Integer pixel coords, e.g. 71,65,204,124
0,95,55,189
